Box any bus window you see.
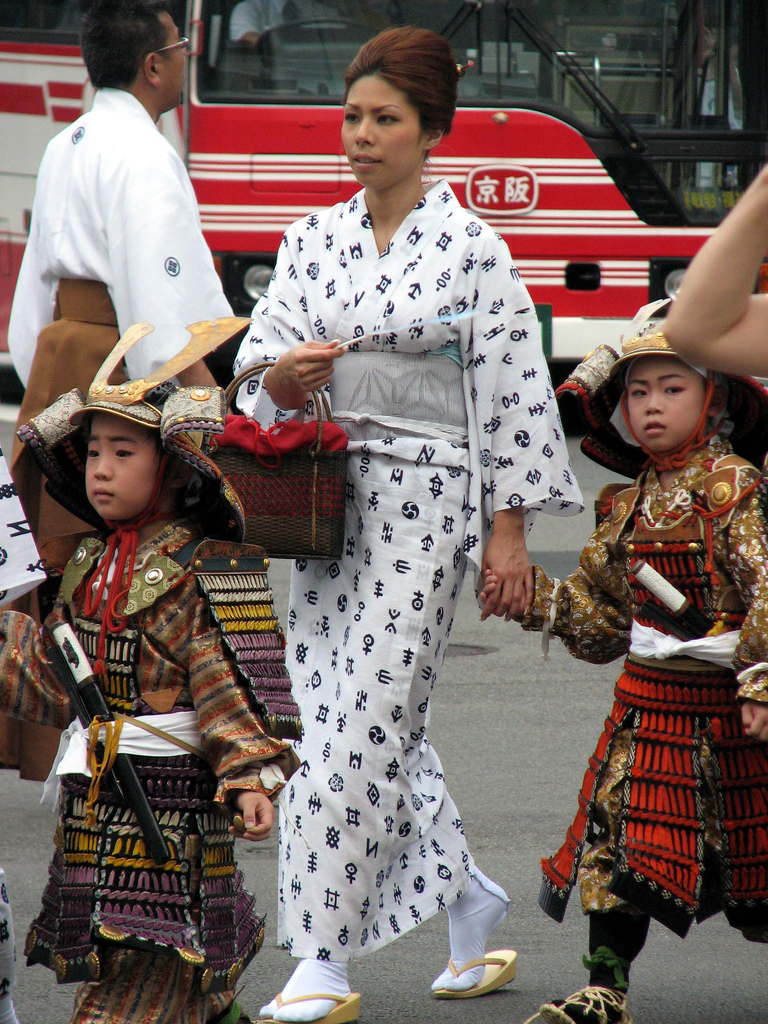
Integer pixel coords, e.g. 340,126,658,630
197,1,746,135
0,0,89,31
199,0,381,100
0,0,186,32
0,1,81,30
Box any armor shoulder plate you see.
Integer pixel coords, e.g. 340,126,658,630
703,455,760,516
61,537,104,605
609,484,641,544
190,540,301,740
121,553,189,616
595,482,627,527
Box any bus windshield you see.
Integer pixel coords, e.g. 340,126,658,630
202,0,741,129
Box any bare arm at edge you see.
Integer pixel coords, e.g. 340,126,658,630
664,164,768,375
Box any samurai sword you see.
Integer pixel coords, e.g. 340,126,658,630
630,558,712,641
49,621,171,864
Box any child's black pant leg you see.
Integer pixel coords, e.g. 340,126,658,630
586,910,650,991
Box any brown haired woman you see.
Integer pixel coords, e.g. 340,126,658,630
234,26,584,1024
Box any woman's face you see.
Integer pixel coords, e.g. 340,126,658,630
341,74,441,196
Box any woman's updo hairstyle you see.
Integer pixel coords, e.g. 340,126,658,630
344,27,458,136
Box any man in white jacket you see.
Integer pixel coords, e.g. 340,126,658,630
5,0,233,779
9,0,230,389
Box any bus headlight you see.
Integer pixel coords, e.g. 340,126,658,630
664,267,686,299
243,263,274,301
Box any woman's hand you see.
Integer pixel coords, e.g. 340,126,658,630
480,507,533,621
229,789,274,842
263,340,346,409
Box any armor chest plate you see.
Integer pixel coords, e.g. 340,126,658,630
626,513,712,619
74,616,141,715
625,510,745,628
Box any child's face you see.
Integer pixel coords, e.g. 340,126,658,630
85,412,163,522
625,355,710,453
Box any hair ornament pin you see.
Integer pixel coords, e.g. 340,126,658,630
456,59,474,78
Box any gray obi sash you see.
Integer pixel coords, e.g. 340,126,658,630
329,351,468,444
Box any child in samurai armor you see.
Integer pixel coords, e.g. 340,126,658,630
0,320,300,1024
498,302,768,1024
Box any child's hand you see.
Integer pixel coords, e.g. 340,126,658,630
230,789,274,841
480,509,533,621
479,569,499,609
741,699,768,742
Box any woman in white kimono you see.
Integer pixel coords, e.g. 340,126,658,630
234,27,584,1024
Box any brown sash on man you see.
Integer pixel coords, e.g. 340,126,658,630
1,279,125,779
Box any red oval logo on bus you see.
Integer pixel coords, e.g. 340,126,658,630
466,164,539,215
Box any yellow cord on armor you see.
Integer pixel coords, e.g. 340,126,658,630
85,718,123,825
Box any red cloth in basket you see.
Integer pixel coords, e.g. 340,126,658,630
217,415,348,463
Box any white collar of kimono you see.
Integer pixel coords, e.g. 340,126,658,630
92,86,158,130
350,178,454,226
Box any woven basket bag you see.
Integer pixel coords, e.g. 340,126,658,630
213,363,348,559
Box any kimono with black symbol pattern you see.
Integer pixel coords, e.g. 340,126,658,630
234,181,584,959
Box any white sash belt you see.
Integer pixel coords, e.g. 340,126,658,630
41,709,286,809
41,710,203,810
629,620,739,669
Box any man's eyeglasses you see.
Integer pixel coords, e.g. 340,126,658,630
152,36,189,56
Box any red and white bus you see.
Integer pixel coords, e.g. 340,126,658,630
2,0,766,383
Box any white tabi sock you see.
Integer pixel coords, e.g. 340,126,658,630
431,867,510,992
259,958,350,1022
